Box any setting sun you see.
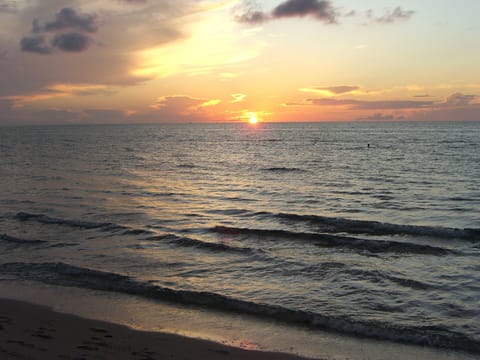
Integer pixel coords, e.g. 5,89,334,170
249,115,258,124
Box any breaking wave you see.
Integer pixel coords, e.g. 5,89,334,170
1,261,478,354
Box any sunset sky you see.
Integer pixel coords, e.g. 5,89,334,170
1,0,479,124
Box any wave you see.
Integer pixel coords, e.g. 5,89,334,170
212,226,455,256
122,228,154,235
145,234,256,254
0,261,478,354
269,212,480,241
15,212,124,231
0,234,78,249
261,167,306,173
0,234,48,246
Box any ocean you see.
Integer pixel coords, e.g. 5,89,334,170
0,121,479,359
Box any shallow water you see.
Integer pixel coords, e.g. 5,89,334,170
0,122,479,355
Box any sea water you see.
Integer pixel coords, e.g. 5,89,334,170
0,122,479,358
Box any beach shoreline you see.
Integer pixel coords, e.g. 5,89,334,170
0,297,313,360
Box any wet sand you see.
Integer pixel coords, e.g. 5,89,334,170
0,298,315,360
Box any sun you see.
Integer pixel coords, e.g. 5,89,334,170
249,115,258,124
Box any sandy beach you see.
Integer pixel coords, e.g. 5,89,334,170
0,298,313,360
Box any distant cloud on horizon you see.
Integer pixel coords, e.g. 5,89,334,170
301,92,480,121
358,113,405,121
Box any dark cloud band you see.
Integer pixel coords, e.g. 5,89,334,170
272,0,336,23
236,0,337,24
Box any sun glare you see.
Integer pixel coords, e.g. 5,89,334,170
249,115,258,124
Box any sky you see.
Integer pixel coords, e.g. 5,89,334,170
0,0,479,124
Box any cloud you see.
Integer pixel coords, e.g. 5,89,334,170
20,35,52,55
20,32,95,54
20,7,98,55
152,95,204,111
0,0,15,13
376,7,415,24
51,32,94,52
120,0,148,3
272,0,336,23
231,93,247,103
235,1,414,26
358,113,404,121
305,93,478,111
40,8,98,33
413,94,432,98
234,1,269,24
143,95,220,122
1,83,117,108
48,83,116,97
323,85,360,94
200,99,221,107
307,97,434,110
442,92,477,106
303,85,360,95
235,9,268,24
303,92,480,121
236,0,337,24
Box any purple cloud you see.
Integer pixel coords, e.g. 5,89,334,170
21,8,98,55
42,8,98,33
20,35,52,55
51,32,94,52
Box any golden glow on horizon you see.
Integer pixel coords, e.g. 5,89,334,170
249,114,258,124
4,2,480,124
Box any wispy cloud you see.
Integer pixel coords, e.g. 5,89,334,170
307,97,434,110
301,85,360,95
231,93,247,103
376,7,415,24
152,95,220,112
1,83,116,107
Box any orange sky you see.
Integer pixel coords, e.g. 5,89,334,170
1,0,480,124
